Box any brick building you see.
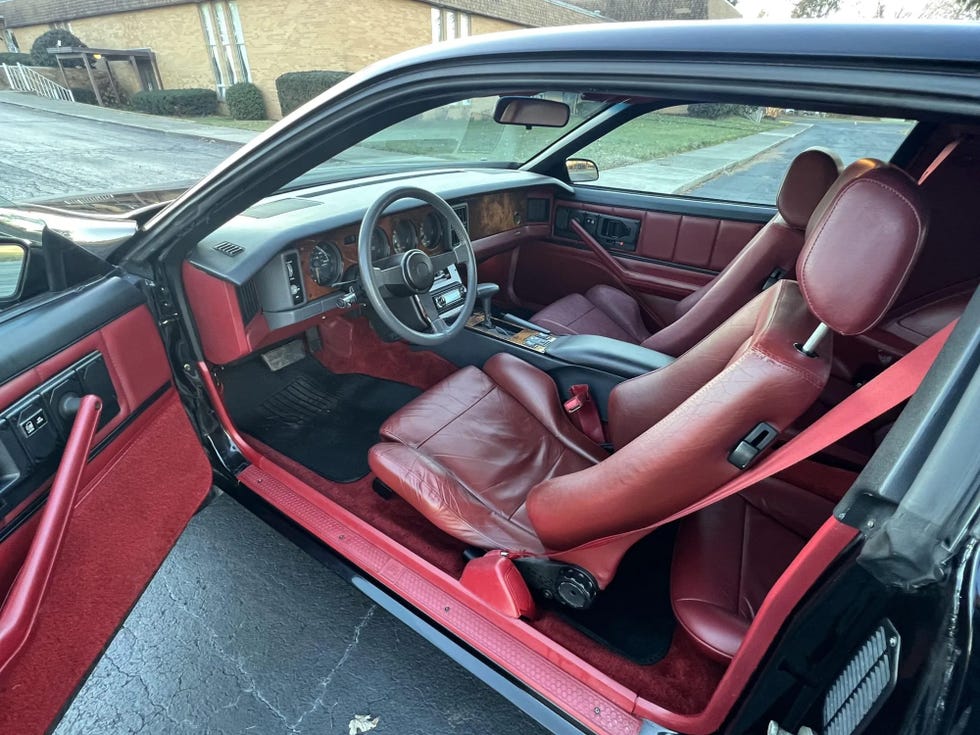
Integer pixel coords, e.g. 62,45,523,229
0,1,737,117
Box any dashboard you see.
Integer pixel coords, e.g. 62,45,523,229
183,169,565,363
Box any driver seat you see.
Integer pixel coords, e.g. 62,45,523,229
369,160,926,591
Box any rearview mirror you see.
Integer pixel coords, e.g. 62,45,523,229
0,241,28,301
566,158,599,183
493,96,570,128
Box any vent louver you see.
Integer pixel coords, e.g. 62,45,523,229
213,241,245,257
236,281,261,324
823,620,900,735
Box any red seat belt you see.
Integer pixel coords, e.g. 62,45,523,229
564,384,605,445
663,320,957,526
564,320,958,556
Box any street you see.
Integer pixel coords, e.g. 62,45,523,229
0,104,238,202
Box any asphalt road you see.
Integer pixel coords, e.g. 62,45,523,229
55,495,548,735
687,118,914,203
0,103,238,202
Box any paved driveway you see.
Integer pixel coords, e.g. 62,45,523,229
687,118,914,203
0,103,237,202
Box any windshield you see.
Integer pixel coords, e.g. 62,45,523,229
287,93,610,188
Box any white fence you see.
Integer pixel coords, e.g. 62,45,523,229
1,63,75,102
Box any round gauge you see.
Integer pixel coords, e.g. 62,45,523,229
420,212,444,251
310,241,343,286
370,227,391,261
393,219,418,251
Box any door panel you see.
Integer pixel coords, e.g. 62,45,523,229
505,194,770,317
0,278,212,733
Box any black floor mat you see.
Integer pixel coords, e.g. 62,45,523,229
221,357,421,483
556,526,677,665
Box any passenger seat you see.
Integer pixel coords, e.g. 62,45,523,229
532,148,843,355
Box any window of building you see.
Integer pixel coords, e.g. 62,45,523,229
431,6,471,43
199,0,252,98
571,105,915,205
49,21,71,31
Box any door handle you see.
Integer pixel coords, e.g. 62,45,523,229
0,395,102,674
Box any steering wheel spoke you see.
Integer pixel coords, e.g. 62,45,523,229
417,293,448,334
429,242,467,272
371,263,402,293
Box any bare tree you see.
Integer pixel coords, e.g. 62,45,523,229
791,0,842,18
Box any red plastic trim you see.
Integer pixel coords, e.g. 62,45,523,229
0,395,102,675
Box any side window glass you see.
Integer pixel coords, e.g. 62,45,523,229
571,104,915,205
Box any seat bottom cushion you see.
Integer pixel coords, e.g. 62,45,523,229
532,285,650,343
369,354,606,553
670,464,852,662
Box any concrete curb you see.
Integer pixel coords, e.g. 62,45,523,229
0,91,255,145
672,123,812,194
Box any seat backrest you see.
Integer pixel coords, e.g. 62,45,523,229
526,161,928,587
642,148,842,356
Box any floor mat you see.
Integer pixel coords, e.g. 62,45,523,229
555,526,677,665
222,357,420,483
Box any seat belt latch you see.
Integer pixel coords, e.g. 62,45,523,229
563,384,605,445
728,422,779,469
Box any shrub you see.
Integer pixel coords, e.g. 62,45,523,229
0,52,33,65
275,70,351,116
687,103,760,120
70,87,98,105
30,29,86,67
131,88,217,117
225,81,266,120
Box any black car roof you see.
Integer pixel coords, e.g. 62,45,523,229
367,20,980,71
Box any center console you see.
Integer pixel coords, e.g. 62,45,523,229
444,288,676,419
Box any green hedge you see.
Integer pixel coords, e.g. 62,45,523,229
30,29,86,67
131,88,217,116
687,103,759,120
226,81,266,120
275,70,350,116
0,52,33,65
70,87,98,105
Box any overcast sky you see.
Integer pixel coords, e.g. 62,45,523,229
736,0,969,19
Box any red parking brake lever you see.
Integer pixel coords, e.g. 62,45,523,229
0,394,102,674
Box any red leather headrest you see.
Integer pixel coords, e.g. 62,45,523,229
797,162,928,336
776,148,842,230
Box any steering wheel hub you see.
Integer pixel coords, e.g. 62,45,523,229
401,249,435,292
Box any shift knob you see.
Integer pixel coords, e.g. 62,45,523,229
476,282,499,328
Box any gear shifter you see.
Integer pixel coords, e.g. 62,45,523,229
476,282,499,329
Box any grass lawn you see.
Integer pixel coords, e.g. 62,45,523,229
578,113,782,170
357,112,780,165
194,116,275,132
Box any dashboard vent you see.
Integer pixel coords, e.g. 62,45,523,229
451,203,469,245
823,620,900,735
236,280,261,324
213,241,245,257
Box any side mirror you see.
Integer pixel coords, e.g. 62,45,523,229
0,241,29,302
566,158,599,183
493,96,570,128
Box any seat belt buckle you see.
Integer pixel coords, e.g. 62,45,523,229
762,267,787,291
564,385,605,445
563,395,584,414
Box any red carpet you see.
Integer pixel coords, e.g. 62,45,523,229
0,393,213,734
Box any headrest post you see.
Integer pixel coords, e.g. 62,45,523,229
798,322,830,358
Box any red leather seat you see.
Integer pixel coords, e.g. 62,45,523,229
531,148,843,355
370,161,927,619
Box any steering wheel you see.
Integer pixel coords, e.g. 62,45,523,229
357,187,477,346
